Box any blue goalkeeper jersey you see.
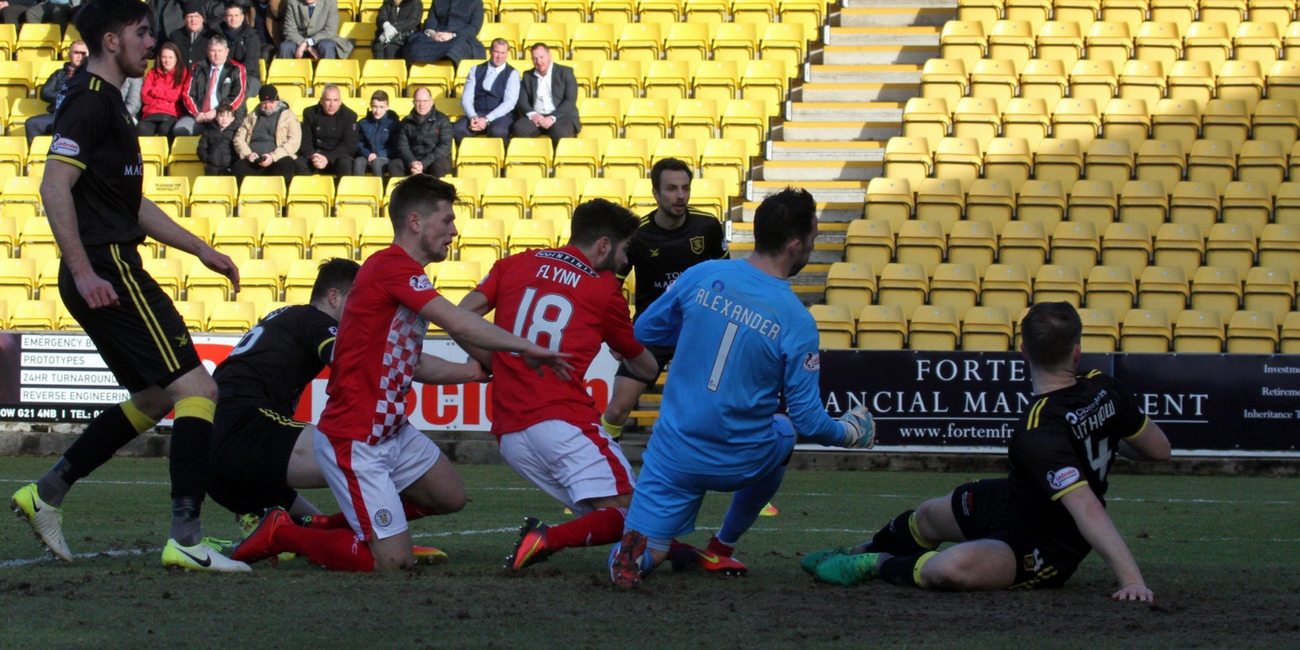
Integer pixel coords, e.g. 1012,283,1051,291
634,258,845,474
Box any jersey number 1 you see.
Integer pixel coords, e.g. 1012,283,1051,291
512,287,574,352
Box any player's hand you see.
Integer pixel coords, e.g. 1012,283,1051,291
839,406,876,449
521,344,574,381
464,359,490,383
1113,583,1154,602
76,273,119,309
199,247,241,292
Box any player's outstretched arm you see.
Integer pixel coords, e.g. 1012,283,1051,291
138,198,242,291
42,160,119,308
453,289,498,373
413,354,490,385
420,294,574,380
1060,484,1154,603
1119,421,1172,462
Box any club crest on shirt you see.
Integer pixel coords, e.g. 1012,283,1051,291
1047,467,1081,490
410,274,434,291
374,509,392,527
802,351,820,371
50,135,79,156
329,326,338,336
690,236,705,255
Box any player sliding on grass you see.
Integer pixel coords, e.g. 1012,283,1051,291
455,199,682,573
207,258,483,563
803,302,1172,601
609,188,877,588
234,176,572,571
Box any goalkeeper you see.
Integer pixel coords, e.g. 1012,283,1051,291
609,188,876,588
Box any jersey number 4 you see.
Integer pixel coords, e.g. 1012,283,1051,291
1086,436,1113,482
512,287,574,352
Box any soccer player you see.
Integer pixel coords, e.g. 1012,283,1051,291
803,302,1172,602
454,198,661,572
233,175,571,572
10,0,248,572
608,188,876,588
600,157,728,442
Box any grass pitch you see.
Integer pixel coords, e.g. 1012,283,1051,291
1,456,1298,649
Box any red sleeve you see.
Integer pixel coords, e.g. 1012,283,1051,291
182,64,200,116
601,278,644,360
379,255,442,314
475,256,507,308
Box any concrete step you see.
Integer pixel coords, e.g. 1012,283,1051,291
729,240,845,267
824,26,941,47
741,201,864,222
748,180,870,203
823,45,938,65
786,101,904,122
731,222,847,242
762,160,882,181
839,7,955,27
806,63,922,85
766,140,886,162
782,120,902,141
801,82,921,102
843,0,956,9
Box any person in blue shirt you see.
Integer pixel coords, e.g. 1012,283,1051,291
352,89,403,177
609,187,877,588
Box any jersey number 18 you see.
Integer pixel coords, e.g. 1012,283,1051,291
512,287,574,352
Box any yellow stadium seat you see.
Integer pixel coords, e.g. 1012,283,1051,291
855,305,908,350
455,218,505,267
999,220,1050,275
1242,266,1295,322
921,58,968,105
266,58,313,93
902,97,951,152
1220,181,1271,235
237,176,286,220
862,177,912,231
262,218,309,263
1033,138,1084,188
1173,309,1226,351
1076,307,1119,351
509,219,558,255
0,256,36,304
692,60,740,103
1278,183,1300,226
282,259,321,303
844,218,895,273
524,22,571,57
602,138,650,181
1226,309,1278,352
1202,100,1251,154
616,23,663,62
1120,308,1172,351
670,99,717,141
553,138,602,181
171,300,206,331
236,259,283,310
963,305,1014,350
1069,179,1119,231
663,22,710,62
1138,264,1190,320
314,59,361,96
357,218,394,261
809,304,855,349
1117,180,1167,234
908,305,960,350
1184,21,1233,70
1190,265,1242,320
968,59,1018,105
1017,179,1067,231
1000,99,1049,152
1259,223,1300,277
582,177,629,207
1052,98,1102,150
190,176,239,219
570,22,616,61
9,299,53,329
1019,58,1068,107
824,262,875,312
1252,99,1300,152
285,175,335,224
481,177,530,227
335,176,383,220
504,137,553,180
931,136,981,192
1134,140,1185,191
34,257,57,300
1034,263,1084,305
594,59,642,101
432,260,482,306
983,263,1033,312
940,20,986,67
1152,222,1205,278
1167,181,1218,234
1134,21,1181,67
1281,311,1300,353
1086,264,1138,320
713,22,759,61
952,95,1002,150
455,137,505,179
895,219,946,277
1101,221,1153,275
877,263,929,317
700,138,748,198
360,59,408,99
1184,140,1236,197
311,217,358,260
930,263,980,314
1006,0,1051,31
913,179,964,234
1205,222,1256,278
212,217,260,263
208,301,257,333
166,135,204,181
18,216,56,260
962,180,1011,234
623,97,671,140
576,98,622,144
0,216,14,257
143,175,189,221
0,61,33,104
882,136,930,188
186,263,235,305
15,23,58,61
26,134,50,176
946,220,997,276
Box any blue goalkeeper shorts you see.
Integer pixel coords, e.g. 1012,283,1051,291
625,415,797,541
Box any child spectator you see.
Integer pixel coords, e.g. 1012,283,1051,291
353,90,402,176
199,103,240,175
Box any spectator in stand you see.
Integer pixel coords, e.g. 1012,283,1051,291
199,103,240,175
251,0,281,60
453,38,516,145
391,86,451,178
220,1,262,97
170,1,214,68
0,0,37,26
297,84,359,177
175,34,247,136
20,0,77,28
233,84,300,184
138,42,191,137
371,0,422,60
24,39,86,145
402,0,483,67
353,90,402,177
123,75,143,124
279,0,351,60
151,0,188,43
512,43,581,145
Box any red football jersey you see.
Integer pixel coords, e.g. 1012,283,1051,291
318,245,439,444
477,246,644,435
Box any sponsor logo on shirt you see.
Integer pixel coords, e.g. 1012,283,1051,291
50,135,79,156
802,351,820,371
329,326,338,336
410,274,434,291
1047,467,1081,490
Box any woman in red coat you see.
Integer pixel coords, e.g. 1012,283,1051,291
138,42,192,137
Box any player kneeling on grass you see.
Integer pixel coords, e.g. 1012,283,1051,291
608,188,877,589
803,302,1172,601
456,199,666,573
208,258,484,564
233,175,572,572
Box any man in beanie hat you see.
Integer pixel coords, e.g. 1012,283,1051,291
168,0,214,67
232,83,300,184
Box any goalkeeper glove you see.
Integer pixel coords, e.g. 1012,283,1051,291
839,406,876,449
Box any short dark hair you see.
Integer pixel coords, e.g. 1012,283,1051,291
529,42,550,55
752,187,817,255
568,199,639,248
224,1,247,14
388,174,459,230
215,103,234,115
76,0,153,58
370,89,389,103
490,38,510,50
650,157,693,193
310,258,361,302
1020,302,1083,369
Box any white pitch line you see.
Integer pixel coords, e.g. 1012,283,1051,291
0,547,160,569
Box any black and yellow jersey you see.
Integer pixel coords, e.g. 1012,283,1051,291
619,207,728,312
49,71,146,247
213,305,338,417
1006,370,1150,559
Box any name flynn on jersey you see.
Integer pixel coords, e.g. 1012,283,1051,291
692,287,781,340
533,250,599,288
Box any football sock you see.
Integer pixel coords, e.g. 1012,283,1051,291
600,415,623,440
169,397,216,546
546,507,627,550
275,525,375,572
287,494,319,520
42,400,159,507
863,510,939,555
717,466,786,546
302,512,352,530
878,551,938,588
706,535,735,558
402,498,439,521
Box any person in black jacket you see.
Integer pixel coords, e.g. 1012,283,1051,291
198,103,240,175
174,35,248,136
389,86,451,177
23,40,85,145
353,90,402,176
219,1,262,96
152,0,188,44
297,85,359,177
169,1,213,67
371,0,422,60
